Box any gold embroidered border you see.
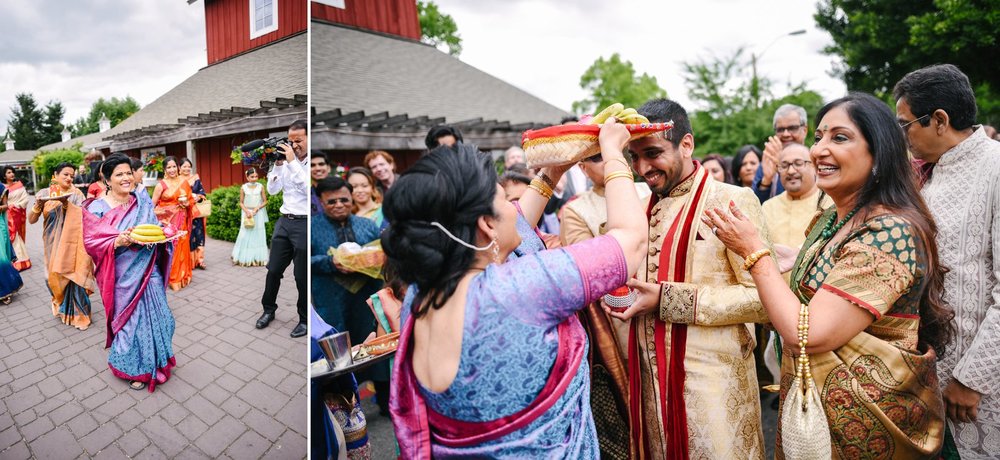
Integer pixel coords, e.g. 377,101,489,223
659,282,697,324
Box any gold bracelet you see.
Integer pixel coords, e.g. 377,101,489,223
535,172,556,190
742,248,772,271
604,171,634,184
603,157,631,171
530,177,553,195
528,180,553,199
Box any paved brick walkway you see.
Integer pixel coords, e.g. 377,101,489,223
0,200,307,459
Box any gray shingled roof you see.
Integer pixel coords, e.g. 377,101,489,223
312,22,570,125
103,33,307,140
0,149,39,165
37,131,107,153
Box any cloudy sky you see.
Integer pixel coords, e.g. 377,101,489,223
432,0,848,114
0,1,206,138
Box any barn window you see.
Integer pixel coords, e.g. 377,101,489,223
249,0,279,39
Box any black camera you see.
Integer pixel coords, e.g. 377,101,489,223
239,137,290,165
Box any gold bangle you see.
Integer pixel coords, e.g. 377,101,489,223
742,248,772,271
603,157,631,171
530,177,553,195
535,172,556,190
528,181,553,199
604,171,634,184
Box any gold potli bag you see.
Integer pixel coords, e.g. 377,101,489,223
780,303,832,459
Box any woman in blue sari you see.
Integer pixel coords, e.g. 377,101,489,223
0,183,23,304
83,154,176,392
386,122,648,458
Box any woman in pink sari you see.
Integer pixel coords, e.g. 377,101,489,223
152,157,193,290
83,154,175,392
384,122,647,458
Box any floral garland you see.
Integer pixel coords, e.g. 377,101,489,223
332,164,348,179
146,154,165,174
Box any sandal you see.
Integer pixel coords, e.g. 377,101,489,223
129,380,147,391
1,295,11,305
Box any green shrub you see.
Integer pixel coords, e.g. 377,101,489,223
206,180,283,242
33,144,85,189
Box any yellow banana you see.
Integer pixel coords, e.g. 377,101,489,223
134,224,162,231
616,108,638,119
130,233,165,243
591,103,624,125
132,228,165,237
623,114,650,124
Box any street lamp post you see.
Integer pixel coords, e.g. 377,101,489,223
751,29,806,109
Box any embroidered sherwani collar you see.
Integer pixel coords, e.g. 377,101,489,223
936,126,989,168
666,162,700,198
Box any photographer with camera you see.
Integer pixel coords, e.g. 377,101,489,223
256,120,309,338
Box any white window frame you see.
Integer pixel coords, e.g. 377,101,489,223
249,0,279,40
313,0,345,8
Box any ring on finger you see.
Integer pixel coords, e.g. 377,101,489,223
712,227,719,235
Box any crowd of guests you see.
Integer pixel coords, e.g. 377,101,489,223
313,63,1000,459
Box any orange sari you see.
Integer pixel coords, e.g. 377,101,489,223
154,179,193,290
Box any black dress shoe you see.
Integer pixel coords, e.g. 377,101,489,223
255,312,275,329
289,322,307,338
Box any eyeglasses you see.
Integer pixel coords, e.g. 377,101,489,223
325,197,351,205
775,124,804,134
778,159,812,171
898,114,930,131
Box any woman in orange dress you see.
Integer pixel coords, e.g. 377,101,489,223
152,157,193,290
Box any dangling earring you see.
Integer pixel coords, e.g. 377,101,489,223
491,236,500,264
871,165,879,182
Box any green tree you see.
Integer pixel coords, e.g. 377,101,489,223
40,101,66,147
815,0,1000,123
70,96,141,137
33,143,85,188
572,53,668,115
681,48,824,156
418,1,462,56
8,93,45,150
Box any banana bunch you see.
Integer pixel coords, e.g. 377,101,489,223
590,103,650,125
130,224,166,243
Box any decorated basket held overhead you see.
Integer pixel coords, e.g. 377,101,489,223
521,121,674,168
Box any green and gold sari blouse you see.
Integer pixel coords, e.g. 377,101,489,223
777,210,945,459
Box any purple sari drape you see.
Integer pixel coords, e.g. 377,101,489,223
82,195,172,348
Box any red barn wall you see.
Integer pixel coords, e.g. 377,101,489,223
312,0,420,41
205,0,308,65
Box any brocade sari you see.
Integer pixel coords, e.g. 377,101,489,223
83,194,176,392
778,210,945,459
154,179,193,290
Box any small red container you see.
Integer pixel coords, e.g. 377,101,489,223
603,286,635,313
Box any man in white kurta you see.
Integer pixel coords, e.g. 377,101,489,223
896,63,1000,459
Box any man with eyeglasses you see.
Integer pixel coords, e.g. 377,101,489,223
310,175,388,413
894,63,1000,460
257,120,310,338
751,104,809,202
310,175,381,345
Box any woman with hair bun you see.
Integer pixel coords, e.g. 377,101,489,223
386,121,648,457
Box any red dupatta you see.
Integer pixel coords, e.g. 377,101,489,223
628,164,709,460
390,311,587,459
